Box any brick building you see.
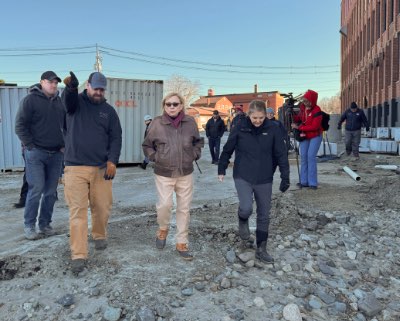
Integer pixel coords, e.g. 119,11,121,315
341,0,400,127
192,87,284,114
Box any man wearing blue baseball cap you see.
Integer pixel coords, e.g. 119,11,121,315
62,71,122,274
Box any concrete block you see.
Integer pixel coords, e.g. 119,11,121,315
360,137,370,148
369,139,398,154
370,128,377,138
391,127,400,141
317,142,338,156
376,128,390,139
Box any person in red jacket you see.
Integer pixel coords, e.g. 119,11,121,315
291,89,322,189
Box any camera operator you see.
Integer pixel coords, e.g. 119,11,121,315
290,89,322,190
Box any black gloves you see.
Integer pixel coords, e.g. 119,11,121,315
366,127,370,132
337,125,342,130
63,71,79,88
279,179,290,193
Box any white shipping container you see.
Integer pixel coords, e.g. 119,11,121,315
104,78,163,163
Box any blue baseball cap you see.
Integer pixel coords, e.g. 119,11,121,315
88,72,107,89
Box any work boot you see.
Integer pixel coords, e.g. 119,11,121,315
94,239,108,250
38,225,56,237
14,198,26,208
140,162,148,170
238,218,250,240
24,226,39,240
71,259,86,274
255,241,274,264
156,228,168,249
176,243,193,261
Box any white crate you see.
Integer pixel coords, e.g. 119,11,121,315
376,127,390,139
391,127,400,141
369,139,398,154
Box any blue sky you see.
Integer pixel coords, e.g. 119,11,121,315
1,0,340,99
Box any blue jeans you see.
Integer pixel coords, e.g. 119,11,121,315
23,148,63,229
208,137,221,162
299,135,322,187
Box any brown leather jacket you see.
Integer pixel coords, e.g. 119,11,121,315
142,114,203,177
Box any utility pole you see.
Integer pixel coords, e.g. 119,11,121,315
94,43,103,72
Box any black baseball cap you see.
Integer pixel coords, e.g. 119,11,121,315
41,71,61,82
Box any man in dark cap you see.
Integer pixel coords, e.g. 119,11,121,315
337,101,370,160
15,71,65,240
62,71,122,274
205,109,225,164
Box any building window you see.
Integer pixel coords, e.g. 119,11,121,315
390,0,394,23
383,0,387,32
377,3,381,39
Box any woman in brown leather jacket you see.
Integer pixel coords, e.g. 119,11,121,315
142,93,203,260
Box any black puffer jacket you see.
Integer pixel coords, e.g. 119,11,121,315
218,117,289,184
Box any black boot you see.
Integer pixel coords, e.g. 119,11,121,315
238,217,250,240
140,162,147,170
255,241,274,264
14,198,26,208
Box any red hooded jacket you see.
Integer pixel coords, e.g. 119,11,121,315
293,89,322,140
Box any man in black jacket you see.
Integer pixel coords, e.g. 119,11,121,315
337,102,369,160
15,71,65,240
62,71,122,273
205,110,225,164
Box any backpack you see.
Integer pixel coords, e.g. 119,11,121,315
313,111,330,131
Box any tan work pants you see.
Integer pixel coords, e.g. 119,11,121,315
64,166,112,260
154,174,193,244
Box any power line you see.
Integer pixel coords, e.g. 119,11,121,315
101,51,339,75
100,45,339,70
0,45,95,51
0,51,95,57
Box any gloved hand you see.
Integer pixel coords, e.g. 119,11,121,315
63,71,79,88
279,179,290,193
104,161,116,180
337,125,342,130
366,127,370,132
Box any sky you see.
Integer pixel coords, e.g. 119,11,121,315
0,0,341,99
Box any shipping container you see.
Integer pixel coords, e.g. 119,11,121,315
0,87,29,171
0,77,163,170
104,78,163,163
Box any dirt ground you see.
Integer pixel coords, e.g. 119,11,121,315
0,135,399,321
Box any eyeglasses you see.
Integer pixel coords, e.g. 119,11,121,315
165,102,180,107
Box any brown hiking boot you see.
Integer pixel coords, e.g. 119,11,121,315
176,243,193,261
156,229,168,249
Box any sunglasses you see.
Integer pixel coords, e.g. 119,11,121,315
165,102,180,107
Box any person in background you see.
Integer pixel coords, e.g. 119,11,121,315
266,107,288,174
337,101,370,160
218,100,290,263
142,92,203,261
140,114,153,169
230,104,246,130
291,89,322,190
15,71,65,240
205,110,225,164
14,145,28,208
62,71,122,274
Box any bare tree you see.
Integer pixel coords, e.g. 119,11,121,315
164,74,200,105
318,92,341,114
